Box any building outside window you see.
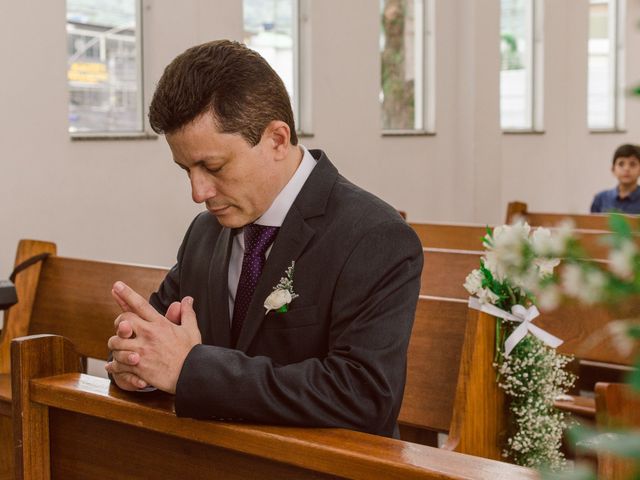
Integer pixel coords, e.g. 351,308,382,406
380,0,434,133
66,0,143,135
500,0,543,131
588,0,625,131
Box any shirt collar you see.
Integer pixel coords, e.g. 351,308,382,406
616,185,640,201
254,145,316,227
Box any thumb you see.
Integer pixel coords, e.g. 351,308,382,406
180,296,200,337
165,301,182,325
112,287,131,313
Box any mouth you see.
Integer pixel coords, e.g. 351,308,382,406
208,205,231,215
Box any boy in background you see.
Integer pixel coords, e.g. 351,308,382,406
591,144,640,214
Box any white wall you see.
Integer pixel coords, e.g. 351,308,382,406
1,0,640,289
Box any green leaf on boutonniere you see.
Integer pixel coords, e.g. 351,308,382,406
277,305,288,313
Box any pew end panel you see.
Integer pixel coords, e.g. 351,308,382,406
11,334,83,480
0,240,57,374
447,309,507,460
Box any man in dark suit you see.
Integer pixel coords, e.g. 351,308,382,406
106,40,422,437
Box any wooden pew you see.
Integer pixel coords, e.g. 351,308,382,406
0,240,167,480
594,382,640,480
0,240,509,470
506,201,639,230
0,241,520,466
12,334,536,479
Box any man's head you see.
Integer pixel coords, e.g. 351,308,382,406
149,40,302,228
611,144,640,189
149,40,297,146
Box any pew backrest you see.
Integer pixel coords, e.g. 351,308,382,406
506,201,640,230
28,256,167,360
400,296,469,432
535,303,637,365
410,222,488,250
421,248,482,298
0,239,168,371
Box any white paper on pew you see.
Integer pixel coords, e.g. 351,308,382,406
468,297,563,356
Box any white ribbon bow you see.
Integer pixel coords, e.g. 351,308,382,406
468,297,563,356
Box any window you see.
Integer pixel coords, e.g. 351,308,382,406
66,0,143,135
588,0,625,130
500,0,543,131
243,0,310,133
380,0,435,133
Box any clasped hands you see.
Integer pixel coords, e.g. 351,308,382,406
105,281,202,394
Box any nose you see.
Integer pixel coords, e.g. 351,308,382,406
190,170,216,204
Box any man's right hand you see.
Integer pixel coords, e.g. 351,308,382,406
107,295,182,391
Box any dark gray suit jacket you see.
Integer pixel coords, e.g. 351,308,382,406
150,150,423,437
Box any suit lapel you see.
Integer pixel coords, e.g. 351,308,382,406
206,227,233,347
235,150,339,351
235,207,314,350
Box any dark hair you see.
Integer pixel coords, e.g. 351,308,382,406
149,40,297,146
612,144,640,165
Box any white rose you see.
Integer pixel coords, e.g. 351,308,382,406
463,269,483,295
477,287,499,305
264,288,292,314
534,257,561,276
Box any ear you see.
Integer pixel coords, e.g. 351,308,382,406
263,120,291,160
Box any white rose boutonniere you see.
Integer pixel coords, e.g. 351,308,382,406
264,261,299,314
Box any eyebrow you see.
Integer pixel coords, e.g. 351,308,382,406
174,156,225,169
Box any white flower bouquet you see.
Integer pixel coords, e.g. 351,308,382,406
464,223,576,470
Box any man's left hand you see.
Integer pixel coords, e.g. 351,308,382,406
106,281,202,394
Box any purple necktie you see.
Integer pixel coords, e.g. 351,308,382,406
231,224,280,347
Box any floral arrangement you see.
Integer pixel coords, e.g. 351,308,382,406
465,215,640,479
463,222,576,470
264,261,299,314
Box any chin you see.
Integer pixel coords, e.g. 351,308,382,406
211,213,249,229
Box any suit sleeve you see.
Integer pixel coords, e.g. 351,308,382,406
174,219,423,437
148,215,200,314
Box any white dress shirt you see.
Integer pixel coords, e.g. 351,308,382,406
227,146,316,319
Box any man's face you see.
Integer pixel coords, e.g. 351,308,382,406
166,113,283,228
612,156,640,187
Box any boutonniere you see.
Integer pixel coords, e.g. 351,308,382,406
264,261,299,314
